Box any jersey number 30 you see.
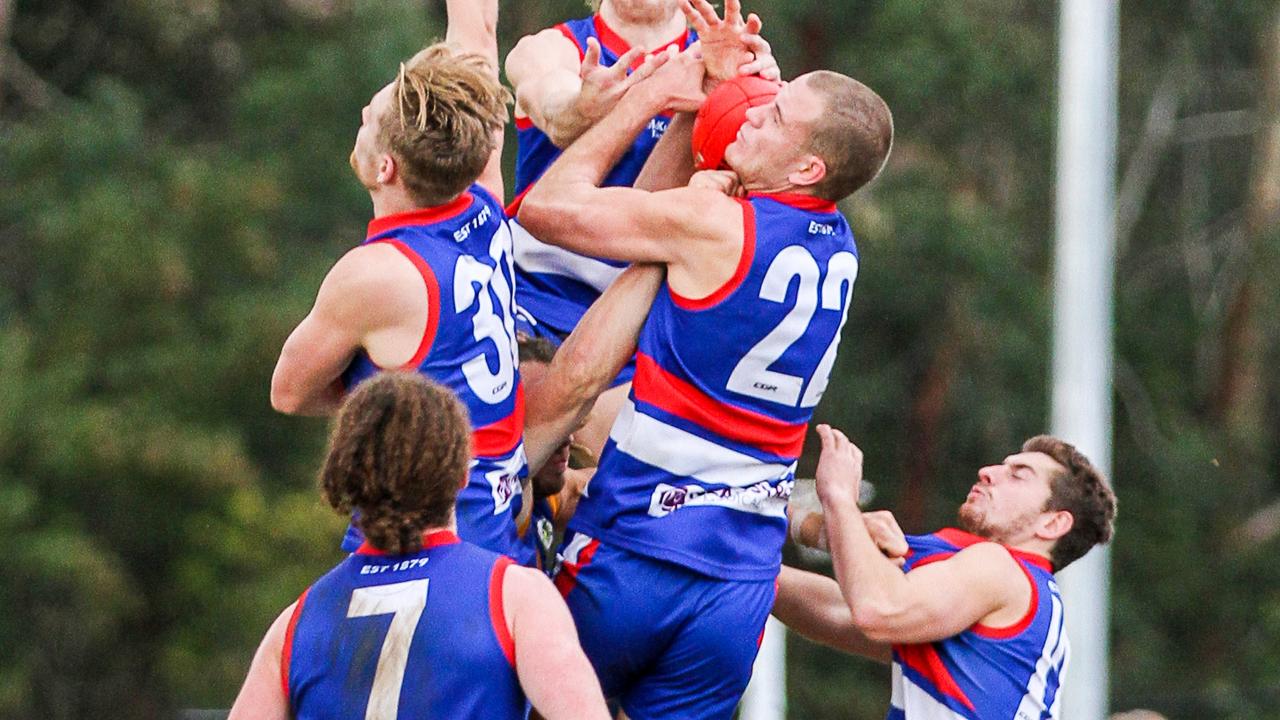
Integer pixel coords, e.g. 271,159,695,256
454,223,520,405
726,247,858,408
346,579,429,720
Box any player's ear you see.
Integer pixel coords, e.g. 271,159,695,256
789,154,826,189
376,153,398,185
1038,509,1074,542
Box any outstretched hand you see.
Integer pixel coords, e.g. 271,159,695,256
630,44,706,114
680,0,780,85
574,37,650,123
814,424,864,508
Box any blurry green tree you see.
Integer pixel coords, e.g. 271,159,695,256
1,0,1277,717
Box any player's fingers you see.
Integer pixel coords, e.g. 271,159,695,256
679,0,707,32
725,0,743,25
693,0,721,28
816,423,834,449
625,51,668,86
581,37,602,75
613,46,646,78
745,13,763,35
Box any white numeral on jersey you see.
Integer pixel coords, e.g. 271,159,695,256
727,246,819,405
346,578,430,720
726,248,858,408
800,251,858,407
454,224,519,404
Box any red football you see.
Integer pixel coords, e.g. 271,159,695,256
691,75,781,170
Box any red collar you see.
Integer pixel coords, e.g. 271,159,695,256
366,193,474,240
593,14,690,69
354,529,461,556
747,192,838,214
935,527,1053,572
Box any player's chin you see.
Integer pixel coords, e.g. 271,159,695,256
721,143,745,173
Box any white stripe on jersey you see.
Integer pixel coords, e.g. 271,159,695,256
610,399,797,489
1014,590,1069,720
511,220,624,292
890,663,969,720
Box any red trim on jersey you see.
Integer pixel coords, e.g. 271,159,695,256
669,199,756,311
895,642,977,712
972,557,1040,639
366,193,475,239
472,383,526,457
935,527,1052,572
632,352,807,458
553,538,601,597
505,183,535,217
280,587,311,700
555,23,586,60
514,115,534,131
747,192,838,214
354,530,462,556
592,15,689,68
368,239,442,370
489,556,517,668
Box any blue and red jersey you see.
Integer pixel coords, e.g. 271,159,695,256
282,530,526,720
888,528,1069,720
568,193,860,580
341,184,532,563
509,15,697,336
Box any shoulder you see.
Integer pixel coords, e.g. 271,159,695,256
506,25,582,75
934,541,1028,587
319,243,427,306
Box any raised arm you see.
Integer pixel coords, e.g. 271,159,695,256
505,566,611,720
517,47,739,266
522,264,664,472
773,566,890,663
814,426,1030,645
445,0,505,200
228,603,295,720
506,29,646,149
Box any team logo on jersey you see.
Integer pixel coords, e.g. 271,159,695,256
647,479,793,518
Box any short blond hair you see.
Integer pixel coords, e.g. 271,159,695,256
803,71,893,202
379,43,511,206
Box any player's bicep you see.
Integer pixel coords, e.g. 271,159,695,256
505,30,581,122
521,185,724,264
879,546,1019,643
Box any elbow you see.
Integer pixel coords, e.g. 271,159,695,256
271,388,300,415
516,189,566,241
270,376,304,415
849,602,902,644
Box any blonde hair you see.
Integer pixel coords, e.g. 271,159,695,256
803,71,894,202
378,43,511,206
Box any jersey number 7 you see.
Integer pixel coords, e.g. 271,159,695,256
346,579,430,720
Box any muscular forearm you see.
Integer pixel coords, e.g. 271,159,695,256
529,85,598,148
522,264,663,471
537,89,663,197
824,501,918,635
445,0,498,70
633,112,696,191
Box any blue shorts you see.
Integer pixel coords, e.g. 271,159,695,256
514,308,636,387
554,533,775,720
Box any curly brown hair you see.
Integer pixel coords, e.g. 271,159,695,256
320,372,472,555
380,43,511,206
1023,435,1117,572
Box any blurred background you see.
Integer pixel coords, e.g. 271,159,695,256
2,0,1279,717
